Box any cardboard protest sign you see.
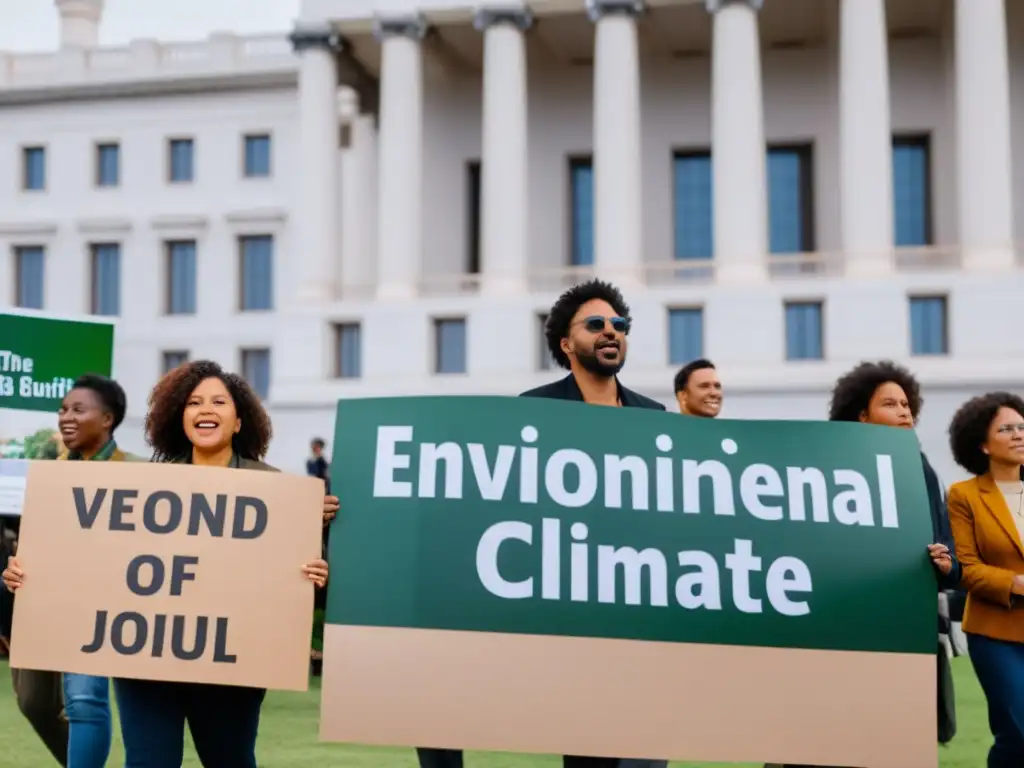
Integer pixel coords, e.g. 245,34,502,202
10,460,323,691
321,396,937,768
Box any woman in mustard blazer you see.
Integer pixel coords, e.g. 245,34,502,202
947,391,1024,767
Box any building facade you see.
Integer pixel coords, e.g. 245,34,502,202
1,0,1022,481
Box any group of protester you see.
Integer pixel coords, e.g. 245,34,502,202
2,276,1023,767
2,362,337,767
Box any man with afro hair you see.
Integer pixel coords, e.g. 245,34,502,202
416,279,665,768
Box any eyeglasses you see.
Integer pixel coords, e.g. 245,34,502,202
996,423,1024,435
575,315,631,334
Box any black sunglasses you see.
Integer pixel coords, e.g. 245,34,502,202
577,315,631,334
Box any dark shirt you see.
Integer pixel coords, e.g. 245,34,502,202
520,373,666,410
307,456,330,494
921,451,961,591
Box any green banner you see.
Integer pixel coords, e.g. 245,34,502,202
0,311,115,413
328,396,936,655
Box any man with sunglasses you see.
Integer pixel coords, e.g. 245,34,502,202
415,280,666,768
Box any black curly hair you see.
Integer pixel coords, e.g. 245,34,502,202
70,374,128,433
544,279,630,370
948,391,1024,476
145,359,272,462
827,360,923,423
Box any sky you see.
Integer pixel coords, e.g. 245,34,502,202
0,0,301,52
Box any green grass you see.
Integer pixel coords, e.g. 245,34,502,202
0,657,991,767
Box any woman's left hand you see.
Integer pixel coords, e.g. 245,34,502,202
303,559,329,588
927,543,953,575
323,495,339,525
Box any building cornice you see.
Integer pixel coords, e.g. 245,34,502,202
76,217,133,235
473,6,535,32
0,221,59,238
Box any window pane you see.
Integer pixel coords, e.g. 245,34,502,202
570,160,594,267
97,144,120,186
244,135,271,177
893,138,930,246
768,148,811,254
673,153,714,260
23,147,45,190
337,324,362,379
15,246,45,309
785,302,823,360
162,351,189,373
168,241,197,314
436,319,467,374
668,308,704,365
910,297,947,355
240,235,274,311
242,349,271,400
538,314,553,371
169,139,194,183
91,244,121,316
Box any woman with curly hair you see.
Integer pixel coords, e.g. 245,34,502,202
115,359,335,767
765,361,961,768
947,391,1024,767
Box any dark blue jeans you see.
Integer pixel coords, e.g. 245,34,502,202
113,678,265,768
968,632,1024,768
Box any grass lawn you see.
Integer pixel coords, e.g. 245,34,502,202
0,657,992,767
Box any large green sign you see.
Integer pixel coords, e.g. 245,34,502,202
0,311,115,413
328,396,936,655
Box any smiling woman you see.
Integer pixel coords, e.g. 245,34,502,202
93,358,335,768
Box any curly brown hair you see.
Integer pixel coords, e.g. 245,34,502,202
828,360,923,423
145,359,273,462
948,391,1024,476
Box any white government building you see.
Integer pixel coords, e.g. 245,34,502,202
1,0,1022,480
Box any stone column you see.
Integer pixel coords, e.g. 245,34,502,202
374,15,427,299
290,25,343,302
588,0,644,287
340,113,379,298
839,0,893,276
475,7,532,295
955,0,1015,271
707,0,768,282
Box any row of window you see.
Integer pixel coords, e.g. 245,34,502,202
19,134,273,190
322,294,951,385
10,236,274,315
466,135,931,269
161,349,273,401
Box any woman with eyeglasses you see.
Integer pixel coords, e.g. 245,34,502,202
947,392,1024,767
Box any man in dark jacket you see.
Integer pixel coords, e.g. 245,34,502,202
416,280,666,768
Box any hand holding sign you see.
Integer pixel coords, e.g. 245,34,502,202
2,556,23,592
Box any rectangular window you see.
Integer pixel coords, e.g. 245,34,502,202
569,157,594,267
909,296,948,356
14,246,45,309
243,134,272,178
22,147,45,191
435,318,467,374
168,138,194,183
892,135,932,247
767,144,815,254
166,240,197,315
96,143,120,187
239,235,274,311
241,348,272,400
537,313,553,371
162,350,189,373
467,160,481,274
334,323,362,379
673,151,714,260
784,301,824,361
667,308,704,365
90,243,121,316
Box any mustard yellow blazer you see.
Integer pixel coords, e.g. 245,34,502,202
948,474,1024,644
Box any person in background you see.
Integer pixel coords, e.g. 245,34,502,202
6,361,335,768
4,374,139,768
673,359,722,418
416,279,667,768
947,391,1024,767
764,361,961,768
306,437,330,495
